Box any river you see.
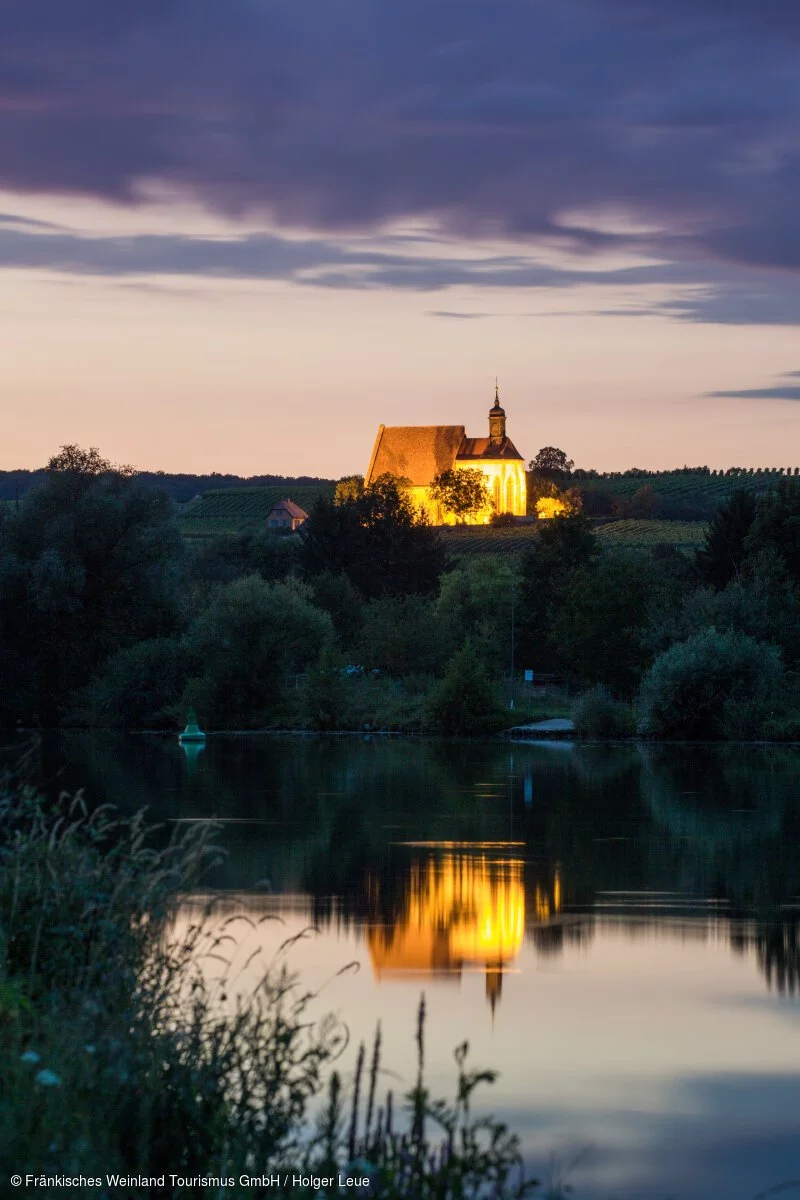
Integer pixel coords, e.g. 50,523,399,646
18,733,800,1199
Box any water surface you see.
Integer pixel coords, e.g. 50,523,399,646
19,733,800,1199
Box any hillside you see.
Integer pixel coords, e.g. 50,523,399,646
593,519,706,549
573,466,797,518
438,519,707,557
177,483,336,537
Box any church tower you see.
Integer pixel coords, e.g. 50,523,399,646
488,382,506,442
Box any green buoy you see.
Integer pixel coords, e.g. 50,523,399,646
179,708,206,744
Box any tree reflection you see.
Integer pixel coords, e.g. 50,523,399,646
20,732,800,1003
755,916,800,997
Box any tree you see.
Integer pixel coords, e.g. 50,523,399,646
299,647,348,731
0,447,184,726
535,496,568,520
307,570,365,647
549,551,660,696
696,489,757,589
183,576,334,727
426,643,504,735
528,447,574,479
301,474,446,600
516,513,597,670
188,529,299,589
745,480,800,583
333,475,364,505
680,555,800,671
612,485,663,519
637,627,784,740
436,556,521,674
70,636,189,729
358,594,449,676
47,444,134,478
429,468,490,522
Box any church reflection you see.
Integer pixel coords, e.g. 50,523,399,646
360,847,560,1014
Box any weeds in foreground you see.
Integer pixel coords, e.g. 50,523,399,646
314,997,541,1199
0,770,549,1197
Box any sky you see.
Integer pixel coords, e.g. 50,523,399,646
2,0,800,477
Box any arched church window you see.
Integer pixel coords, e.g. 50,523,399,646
505,476,515,514
493,477,501,510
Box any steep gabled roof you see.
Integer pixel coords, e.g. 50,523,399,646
366,424,466,486
267,498,309,519
457,436,524,462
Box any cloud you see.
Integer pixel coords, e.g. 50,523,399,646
0,0,799,286
0,222,724,294
4,221,800,326
426,310,490,319
705,385,800,401
705,368,800,399
0,211,61,232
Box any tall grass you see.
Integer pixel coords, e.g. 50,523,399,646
315,997,540,1199
0,761,546,1197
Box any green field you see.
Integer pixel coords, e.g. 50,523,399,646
594,519,706,548
438,519,707,557
438,525,540,555
575,466,797,509
178,484,335,537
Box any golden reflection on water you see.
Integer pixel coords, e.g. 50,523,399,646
366,851,561,1010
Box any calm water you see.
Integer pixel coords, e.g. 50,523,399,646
17,733,800,1199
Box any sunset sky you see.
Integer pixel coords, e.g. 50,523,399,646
2,1,800,477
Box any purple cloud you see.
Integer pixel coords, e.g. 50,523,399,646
0,0,799,308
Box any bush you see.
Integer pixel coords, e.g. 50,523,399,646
183,575,334,728
343,673,435,732
69,636,188,729
358,594,449,677
188,529,300,588
637,627,784,740
0,785,339,1184
762,711,800,742
299,650,349,731
572,686,635,739
426,644,505,736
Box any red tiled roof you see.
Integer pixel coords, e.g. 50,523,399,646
366,424,466,486
268,499,309,519
457,436,524,462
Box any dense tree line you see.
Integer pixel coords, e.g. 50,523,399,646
0,465,333,504
1,447,799,739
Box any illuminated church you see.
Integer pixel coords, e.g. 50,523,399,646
365,385,527,524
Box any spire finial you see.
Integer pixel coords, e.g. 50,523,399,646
495,377,499,405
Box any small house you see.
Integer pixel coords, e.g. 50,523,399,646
266,499,309,531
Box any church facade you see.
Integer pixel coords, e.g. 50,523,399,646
365,387,527,524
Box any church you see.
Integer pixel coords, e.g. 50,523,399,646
365,386,527,524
